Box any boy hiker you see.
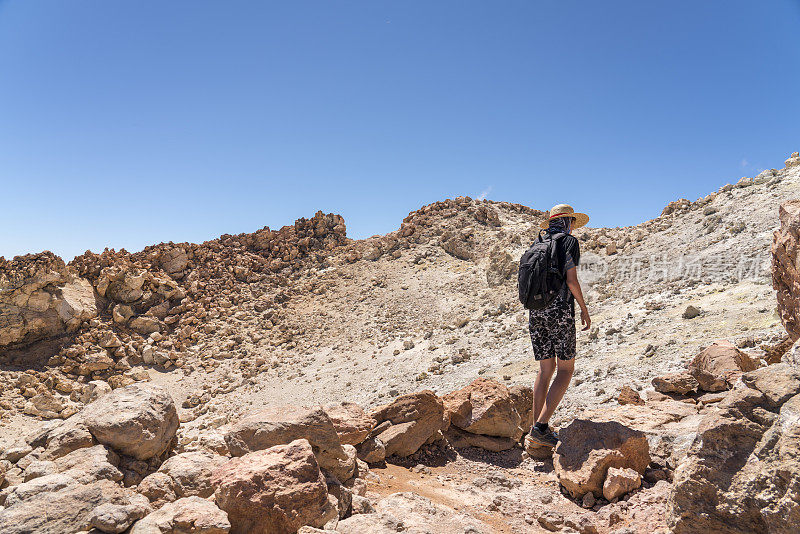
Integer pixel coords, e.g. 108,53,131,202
518,204,591,449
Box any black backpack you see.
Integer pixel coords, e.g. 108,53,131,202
518,232,566,310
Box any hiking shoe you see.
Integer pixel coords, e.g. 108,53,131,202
526,427,559,448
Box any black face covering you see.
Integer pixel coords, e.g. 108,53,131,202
547,217,571,234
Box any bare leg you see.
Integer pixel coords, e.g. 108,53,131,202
532,358,556,423
536,358,574,424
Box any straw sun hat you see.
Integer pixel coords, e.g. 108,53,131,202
539,204,590,229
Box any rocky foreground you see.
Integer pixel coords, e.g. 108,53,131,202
0,151,799,533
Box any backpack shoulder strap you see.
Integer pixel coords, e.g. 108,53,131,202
547,232,567,275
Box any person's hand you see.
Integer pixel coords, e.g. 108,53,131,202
580,307,591,331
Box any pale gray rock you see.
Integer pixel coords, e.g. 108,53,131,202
129,496,229,534
80,383,179,460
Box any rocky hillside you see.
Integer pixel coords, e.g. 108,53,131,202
0,151,798,533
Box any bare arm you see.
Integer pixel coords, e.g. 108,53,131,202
566,267,591,331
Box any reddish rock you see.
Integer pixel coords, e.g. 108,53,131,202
670,354,800,533
137,472,177,507
442,378,530,439
618,386,645,406
156,451,228,499
212,439,336,534
223,405,352,481
355,437,385,464
773,199,800,340
652,372,699,395
602,466,641,500
370,391,446,457
688,341,759,392
553,419,650,498
508,384,535,435
129,496,230,534
322,402,376,446
80,383,179,460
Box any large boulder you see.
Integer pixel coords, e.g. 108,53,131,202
0,479,144,534
129,496,230,534
223,405,352,482
688,341,759,392
0,253,97,348
773,199,800,341
80,383,179,460
553,419,651,498
212,439,336,534
442,378,532,440
138,451,228,504
669,353,800,534
323,402,376,446
370,390,446,457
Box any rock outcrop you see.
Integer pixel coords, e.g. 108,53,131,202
0,480,146,534
773,199,800,341
669,350,800,533
148,450,228,500
652,371,698,395
0,252,97,349
323,402,376,446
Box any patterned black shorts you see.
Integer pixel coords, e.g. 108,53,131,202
528,301,576,361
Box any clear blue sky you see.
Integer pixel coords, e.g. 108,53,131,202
1,1,799,261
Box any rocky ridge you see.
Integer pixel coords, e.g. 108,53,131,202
0,151,798,532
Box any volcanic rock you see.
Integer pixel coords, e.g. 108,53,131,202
222,404,352,482
129,496,230,534
323,401,376,446
0,479,144,534
80,383,179,460
212,439,336,534
773,199,800,340
553,419,650,498
669,350,800,533
371,390,446,457
602,466,642,500
443,378,531,440
688,341,759,392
